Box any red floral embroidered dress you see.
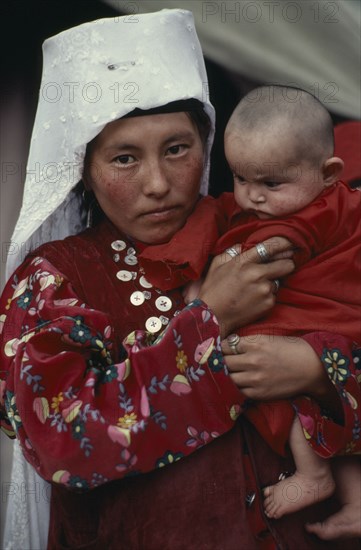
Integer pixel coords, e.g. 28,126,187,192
0,199,360,548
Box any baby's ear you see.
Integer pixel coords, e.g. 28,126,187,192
322,157,344,186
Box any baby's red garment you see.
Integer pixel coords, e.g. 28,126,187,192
216,181,361,342
335,121,361,187
140,181,361,455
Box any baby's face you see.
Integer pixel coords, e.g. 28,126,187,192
225,131,326,219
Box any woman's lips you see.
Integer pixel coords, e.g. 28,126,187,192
142,206,179,220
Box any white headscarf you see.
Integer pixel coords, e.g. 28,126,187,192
7,9,215,277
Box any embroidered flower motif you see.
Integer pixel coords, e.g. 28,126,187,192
156,450,184,468
185,425,219,448
353,348,361,383
70,318,91,343
68,476,89,490
103,364,118,383
345,441,357,454
91,472,109,487
176,350,188,373
208,350,224,373
6,393,22,432
321,348,350,384
117,412,138,429
5,298,12,311
16,290,33,310
71,418,86,440
51,392,64,414
54,274,63,287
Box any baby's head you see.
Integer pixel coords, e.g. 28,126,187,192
225,86,344,219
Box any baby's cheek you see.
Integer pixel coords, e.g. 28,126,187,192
234,186,247,208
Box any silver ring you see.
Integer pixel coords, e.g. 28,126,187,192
227,333,240,355
273,279,280,294
225,247,239,258
255,242,270,263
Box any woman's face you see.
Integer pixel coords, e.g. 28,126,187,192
84,112,204,244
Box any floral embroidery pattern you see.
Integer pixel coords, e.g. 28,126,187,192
17,290,33,310
116,449,138,473
51,392,64,414
68,476,89,490
1,244,359,491
176,350,188,373
156,450,184,468
185,425,219,448
208,349,224,373
72,418,86,439
117,412,138,429
70,318,92,343
5,392,22,434
321,348,350,384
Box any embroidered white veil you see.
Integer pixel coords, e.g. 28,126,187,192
3,9,215,548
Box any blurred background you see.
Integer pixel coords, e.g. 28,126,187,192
1,0,360,546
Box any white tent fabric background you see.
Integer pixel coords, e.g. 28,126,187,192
1,1,360,549
105,0,361,118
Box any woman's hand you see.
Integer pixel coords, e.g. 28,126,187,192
198,237,294,338
182,279,204,304
221,334,341,414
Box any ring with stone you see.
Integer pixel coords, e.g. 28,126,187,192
225,247,239,258
227,333,241,355
255,242,270,263
273,279,280,294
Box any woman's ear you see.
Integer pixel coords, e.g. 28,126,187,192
322,157,344,186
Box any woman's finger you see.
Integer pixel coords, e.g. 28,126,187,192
242,237,293,264
211,243,242,268
221,334,245,356
263,258,295,279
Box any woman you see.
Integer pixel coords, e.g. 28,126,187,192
1,10,359,549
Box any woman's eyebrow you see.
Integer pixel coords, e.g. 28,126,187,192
102,131,196,152
163,131,196,145
104,143,140,151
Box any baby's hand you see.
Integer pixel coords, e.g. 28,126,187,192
182,279,204,304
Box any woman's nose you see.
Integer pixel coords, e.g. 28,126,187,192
142,160,170,197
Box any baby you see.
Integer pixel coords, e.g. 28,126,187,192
218,85,361,540
140,85,361,540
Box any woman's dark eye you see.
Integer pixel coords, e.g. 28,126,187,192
167,144,186,155
115,155,135,165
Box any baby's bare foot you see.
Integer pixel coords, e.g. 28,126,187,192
263,471,335,519
306,503,361,540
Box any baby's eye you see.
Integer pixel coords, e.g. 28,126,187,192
233,173,245,183
264,181,280,189
115,154,136,165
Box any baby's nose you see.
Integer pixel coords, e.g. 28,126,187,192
248,184,265,203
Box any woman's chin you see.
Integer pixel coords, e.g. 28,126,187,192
136,216,189,245
135,225,180,246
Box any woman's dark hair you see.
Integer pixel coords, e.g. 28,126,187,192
122,99,211,146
